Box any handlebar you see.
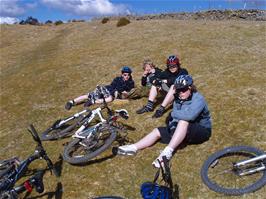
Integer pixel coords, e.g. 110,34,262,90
28,124,57,176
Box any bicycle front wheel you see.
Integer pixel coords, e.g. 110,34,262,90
40,116,84,141
63,124,117,164
201,146,266,195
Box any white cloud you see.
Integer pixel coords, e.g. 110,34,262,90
0,0,25,17
41,0,130,16
0,16,19,24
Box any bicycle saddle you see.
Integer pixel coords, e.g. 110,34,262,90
115,109,129,119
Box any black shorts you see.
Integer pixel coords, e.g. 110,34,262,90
158,123,211,144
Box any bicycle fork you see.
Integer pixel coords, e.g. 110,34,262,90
233,154,266,176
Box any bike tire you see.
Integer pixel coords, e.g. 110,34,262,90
63,124,117,164
201,145,266,195
40,116,84,141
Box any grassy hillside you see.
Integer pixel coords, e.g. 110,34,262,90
0,19,265,198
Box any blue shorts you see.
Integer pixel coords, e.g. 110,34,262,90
158,122,211,144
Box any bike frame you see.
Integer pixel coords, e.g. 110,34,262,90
234,153,266,176
56,109,90,128
0,125,54,197
72,107,106,139
1,153,41,191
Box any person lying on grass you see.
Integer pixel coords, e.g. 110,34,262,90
65,66,135,110
117,75,212,168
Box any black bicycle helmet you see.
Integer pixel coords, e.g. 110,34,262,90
174,75,193,90
121,66,132,74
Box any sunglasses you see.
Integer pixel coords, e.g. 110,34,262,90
122,73,130,77
168,65,178,69
176,87,189,93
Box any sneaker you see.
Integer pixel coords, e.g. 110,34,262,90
65,100,74,110
136,106,153,114
152,106,165,118
152,149,173,168
117,145,137,156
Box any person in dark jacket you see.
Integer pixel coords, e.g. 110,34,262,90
117,75,212,168
136,55,188,115
65,66,135,110
127,59,162,99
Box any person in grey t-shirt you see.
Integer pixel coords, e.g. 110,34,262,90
117,75,212,168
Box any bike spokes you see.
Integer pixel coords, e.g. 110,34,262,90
207,152,264,190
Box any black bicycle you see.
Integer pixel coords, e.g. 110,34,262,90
0,125,57,199
201,145,266,195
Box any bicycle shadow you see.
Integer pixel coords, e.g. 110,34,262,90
172,184,180,199
72,153,117,167
53,154,64,177
24,182,63,199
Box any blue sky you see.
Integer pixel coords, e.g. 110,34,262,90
0,0,265,23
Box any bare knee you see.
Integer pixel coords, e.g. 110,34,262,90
178,120,189,126
152,128,161,138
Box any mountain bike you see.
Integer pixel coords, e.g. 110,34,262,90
0,125,57,198
40,108,92,141
62,94,129,165
201,145,266,195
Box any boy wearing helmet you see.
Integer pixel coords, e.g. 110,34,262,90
136,55,188,115
65,66,135,110
117,75,212,168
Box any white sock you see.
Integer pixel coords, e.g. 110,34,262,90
163,146,174,156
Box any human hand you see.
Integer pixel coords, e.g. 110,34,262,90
153,79,162,87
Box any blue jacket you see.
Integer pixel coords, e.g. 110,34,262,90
106,76,135,97
169,92,212,130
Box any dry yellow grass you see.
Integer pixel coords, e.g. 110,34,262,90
0,19,265,198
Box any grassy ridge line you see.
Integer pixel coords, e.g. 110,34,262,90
0,20,265,198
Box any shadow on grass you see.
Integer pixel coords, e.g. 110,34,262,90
25,182,63,199
69,153,117,167
53,154,64,177
173,184,180,199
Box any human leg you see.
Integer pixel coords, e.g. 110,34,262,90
94,96,113,104
65,94,88,110
152,120,189,167
117,128,161,155
152,85,175,118
136,86,158,114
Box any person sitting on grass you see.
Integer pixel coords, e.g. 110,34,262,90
136,55,188,117
127,59,162,99
117,75,212,168
65,66,135,110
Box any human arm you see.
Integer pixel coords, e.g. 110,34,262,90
161,85,175,107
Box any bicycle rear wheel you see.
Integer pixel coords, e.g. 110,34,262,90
63,124,117,164
201,146,266,195
40,116,84,141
